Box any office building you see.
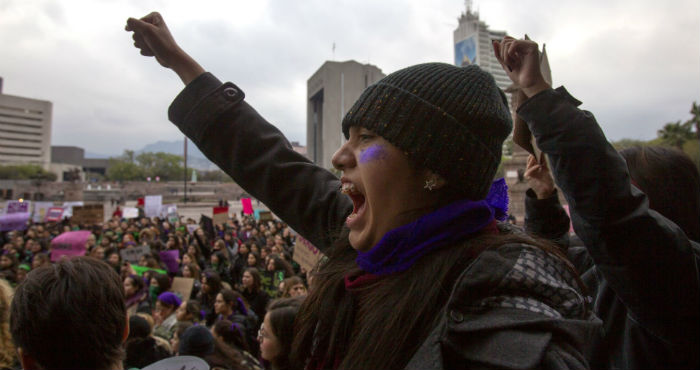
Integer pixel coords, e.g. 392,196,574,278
0,80,52,170
307,61,385,170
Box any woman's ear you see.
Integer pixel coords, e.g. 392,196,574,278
423,170,447,191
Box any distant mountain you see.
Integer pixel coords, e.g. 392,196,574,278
137,140,220,171
85,151,111,159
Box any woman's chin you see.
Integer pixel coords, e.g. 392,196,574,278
348,230,374,253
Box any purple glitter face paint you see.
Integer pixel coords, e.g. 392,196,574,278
359,144,388,163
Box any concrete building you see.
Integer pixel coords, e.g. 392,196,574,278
50,145,110,182
0,79,53,170
453,3,512,98
307,61,385,170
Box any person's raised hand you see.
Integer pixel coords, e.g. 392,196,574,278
125,12,181,68
125,12,204,85
492,36,550,98
524,154,555,199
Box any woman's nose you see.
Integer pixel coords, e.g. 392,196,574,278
331,143,355,171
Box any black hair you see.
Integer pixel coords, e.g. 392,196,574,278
10,257,126,369
620,146,700,241
214,320,250,352
267,297,303,370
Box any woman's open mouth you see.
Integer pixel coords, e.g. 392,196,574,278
341,182,366,227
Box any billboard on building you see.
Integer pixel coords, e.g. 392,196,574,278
454,35,478,67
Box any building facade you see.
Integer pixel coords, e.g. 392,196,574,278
0,87,52,170
307,61,385,170
453,6,512,101
50,145,110,182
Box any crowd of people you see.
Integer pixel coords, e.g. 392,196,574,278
0,11,698,370
1,208,309,370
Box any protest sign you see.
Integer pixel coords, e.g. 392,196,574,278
159,249,180,274
159,204,176,218
212,206,228,225
130,264,167,276
120,245,151,264
293,235,324,272
186,224,199,235
171,277,194,302
241,198,253,215
61,202,84,218
50,230,89,262
259,211,273,222
0,212,30,232
33,202,54,223
144,195,162,218
45,207,65,222
166,204,179,224
123,207,139,219
71,204,104,225
5,200,30,214
254,209,261,220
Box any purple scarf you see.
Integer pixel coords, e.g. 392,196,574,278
356,179,508,275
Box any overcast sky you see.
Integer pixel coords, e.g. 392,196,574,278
2,0,698,156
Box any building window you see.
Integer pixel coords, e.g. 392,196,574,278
310,89,324,164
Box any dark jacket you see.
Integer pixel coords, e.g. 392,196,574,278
520,87,700,369
167,73,600,369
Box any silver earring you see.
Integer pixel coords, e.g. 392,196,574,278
424,178,437,191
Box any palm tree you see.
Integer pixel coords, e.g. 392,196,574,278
657,121,694,149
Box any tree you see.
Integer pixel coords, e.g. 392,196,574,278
657,121,694,149
0,164,56,181
136,152,185,181
106,160,144,181
611,138,649,151
686,101,700,140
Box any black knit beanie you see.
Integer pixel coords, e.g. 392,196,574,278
342,63,512,200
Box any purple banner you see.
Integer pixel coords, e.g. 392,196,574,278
50,230,90,262
0,212,30,231
159,249,180,274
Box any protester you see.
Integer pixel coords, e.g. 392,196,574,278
279,276,307,298
524,148,700,369
496,36,700,369
175,299,202,324
198,270,223,326
178,325,252,370
124,315,172,369
170,321,192,355
149,273,171,305
0,279,16,370
153,291,182,340
10,257,127,369
258,297,302,370
262,255,293,298
126,13,598,370
0,253,17,285
240,268,270,322
124,274,152,315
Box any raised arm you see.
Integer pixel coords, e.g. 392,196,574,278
125,13,352,250
494,37,699,352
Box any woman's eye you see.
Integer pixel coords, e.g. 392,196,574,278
358,134,373,141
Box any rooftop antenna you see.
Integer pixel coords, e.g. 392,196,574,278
332,42,336,61
465,0,472,13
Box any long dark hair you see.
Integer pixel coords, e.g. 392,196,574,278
243,267,262,293
291,227,578,370
267,297,303,370
620,146,700,241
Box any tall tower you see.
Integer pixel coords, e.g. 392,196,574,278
453,3,511,98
